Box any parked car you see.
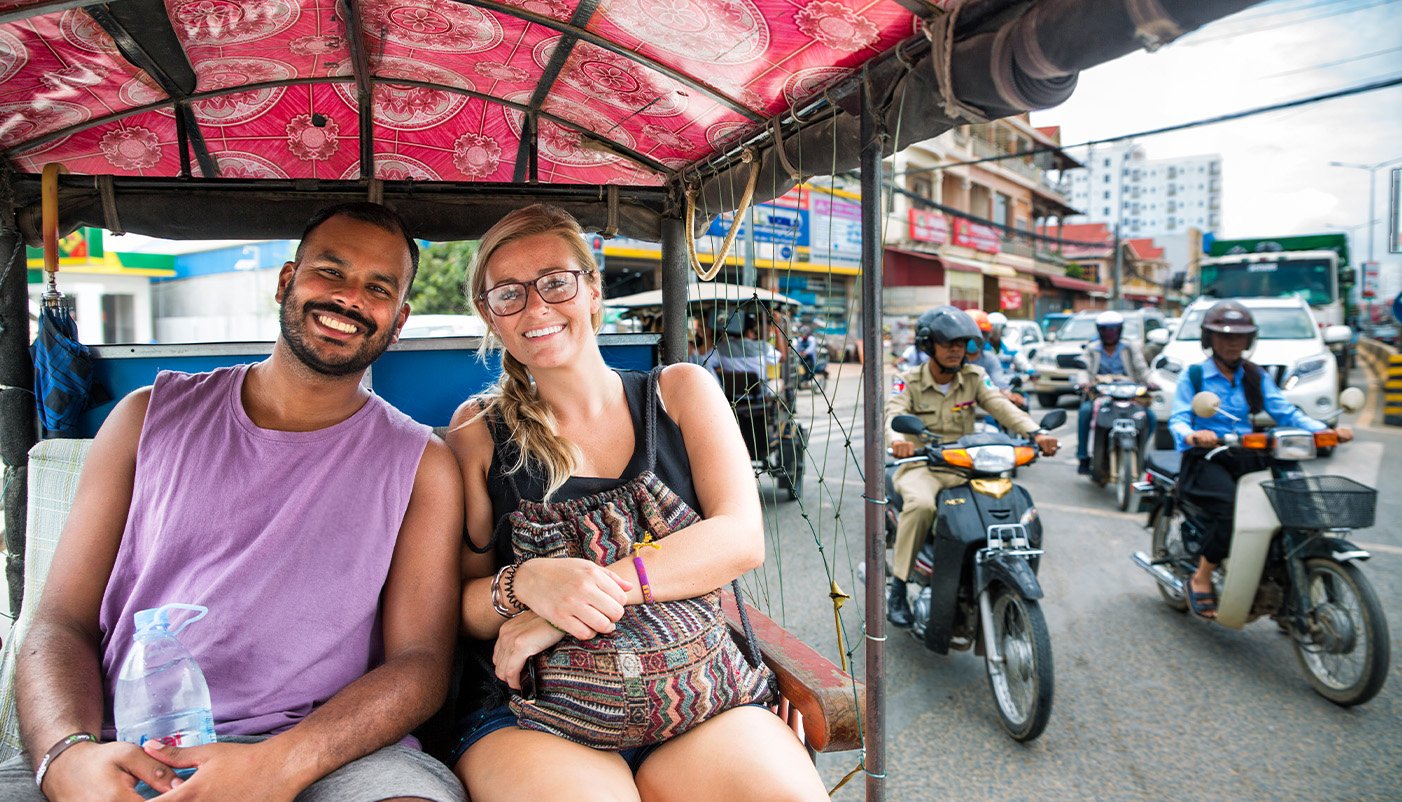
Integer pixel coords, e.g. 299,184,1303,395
1001,319,1044,362
1040,312,1072,337
1145,296,1350,449
1031,308,1167,407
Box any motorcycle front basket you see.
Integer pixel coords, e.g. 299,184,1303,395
1260,475,1376,530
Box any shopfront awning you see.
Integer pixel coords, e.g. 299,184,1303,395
1000,275,1039,293
941,255,1017,279
1044,273,1107,293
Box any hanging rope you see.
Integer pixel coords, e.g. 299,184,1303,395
684,149,760,281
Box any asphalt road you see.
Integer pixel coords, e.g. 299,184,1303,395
742,363,1402,801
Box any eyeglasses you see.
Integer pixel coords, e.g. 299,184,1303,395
478,269,590,317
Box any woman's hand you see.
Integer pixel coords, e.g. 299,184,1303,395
493,612,567,692
1335,426,1354,443
513,557,631,639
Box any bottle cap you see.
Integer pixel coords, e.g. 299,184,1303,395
132,603,208,639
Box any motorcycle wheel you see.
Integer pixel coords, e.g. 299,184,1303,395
1291,558,1390,706
1150,510,1188,611
1116,444,1137,511
983,587,1054,742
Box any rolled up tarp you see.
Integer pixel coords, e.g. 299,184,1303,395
694,0,1261,220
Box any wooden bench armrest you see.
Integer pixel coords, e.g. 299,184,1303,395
721,592,864,753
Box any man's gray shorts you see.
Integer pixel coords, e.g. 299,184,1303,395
0,737,465,802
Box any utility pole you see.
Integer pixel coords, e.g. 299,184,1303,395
1111,221,1122,310
1330,157,1402,266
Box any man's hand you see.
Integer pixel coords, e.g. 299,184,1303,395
40,740,178,801
1335,426,1354,443
890,440,916,459
1187,430,1219,448
142,740,298,802
494,612,567,692
512,557,630,639
1033,434,1059,456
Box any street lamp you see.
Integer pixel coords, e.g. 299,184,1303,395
1329,157,1402,266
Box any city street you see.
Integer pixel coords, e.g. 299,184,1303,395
745,361,1402,801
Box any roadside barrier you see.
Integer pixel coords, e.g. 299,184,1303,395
1359,337,1402,427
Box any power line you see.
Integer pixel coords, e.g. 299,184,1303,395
890,75,1402,180
1184,0,1400,45
1265,45,1402,78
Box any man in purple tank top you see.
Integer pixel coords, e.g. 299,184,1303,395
2,204,466,802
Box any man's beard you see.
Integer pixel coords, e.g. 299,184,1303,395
279,289,394,377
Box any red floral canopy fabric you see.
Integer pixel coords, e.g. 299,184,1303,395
0,0,921,185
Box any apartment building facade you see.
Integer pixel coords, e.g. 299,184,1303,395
1067,140,1222,238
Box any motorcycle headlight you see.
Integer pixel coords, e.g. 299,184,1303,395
966,445,1017,472
1271,430,1317,461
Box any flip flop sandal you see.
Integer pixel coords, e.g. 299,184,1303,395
1185,583,1217,619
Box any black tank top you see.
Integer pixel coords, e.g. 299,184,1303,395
480,368,701,566
444,369,702,725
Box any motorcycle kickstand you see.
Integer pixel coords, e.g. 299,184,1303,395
979,590,1004,672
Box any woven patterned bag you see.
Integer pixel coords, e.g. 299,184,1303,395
503,371,774,749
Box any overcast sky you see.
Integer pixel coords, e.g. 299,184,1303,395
1030,0,1402,268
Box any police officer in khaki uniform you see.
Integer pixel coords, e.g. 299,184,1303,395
885,306,1060,627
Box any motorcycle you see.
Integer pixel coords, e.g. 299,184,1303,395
1084,375,1152,511
884,408,1067,741
1131,388,1389,706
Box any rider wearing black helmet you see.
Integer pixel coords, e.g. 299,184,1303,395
885,306,1060,627
1167,300,1353,619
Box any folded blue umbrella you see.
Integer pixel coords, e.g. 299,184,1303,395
32,304,95,437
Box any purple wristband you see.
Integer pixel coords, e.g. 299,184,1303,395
633,554,655,604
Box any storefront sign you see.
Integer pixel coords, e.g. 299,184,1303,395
1000,289,1022,310
810,192,863,266
951,219,1001,254
908,208,948,244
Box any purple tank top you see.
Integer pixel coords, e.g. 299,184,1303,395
99,364,430,738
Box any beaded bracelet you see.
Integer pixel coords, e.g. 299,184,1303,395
631,534,661,604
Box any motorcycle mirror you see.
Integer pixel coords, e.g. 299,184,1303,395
1191,391,1222,418
1339,386,1366,414
891,414,929,436
1038,409,1067,431
1008,374,1024,389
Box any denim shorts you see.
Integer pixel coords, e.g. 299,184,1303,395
448,705,661,771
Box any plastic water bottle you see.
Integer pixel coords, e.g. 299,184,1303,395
114,603,215,796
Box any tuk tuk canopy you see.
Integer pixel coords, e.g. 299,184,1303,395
0,0,1257,243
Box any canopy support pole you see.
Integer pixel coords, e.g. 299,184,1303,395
0,187,36,617
859,70,887,802
659,217,688,365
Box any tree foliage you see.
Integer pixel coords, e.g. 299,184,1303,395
408,240,479,314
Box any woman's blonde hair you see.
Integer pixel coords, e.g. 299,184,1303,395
468,204,603,499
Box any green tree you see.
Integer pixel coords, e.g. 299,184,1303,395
408,240,479,314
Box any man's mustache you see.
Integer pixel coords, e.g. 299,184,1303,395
303,301,377,335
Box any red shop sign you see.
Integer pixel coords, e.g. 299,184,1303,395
1000,289,1023,310
908,208,949,244
952,219,1002,254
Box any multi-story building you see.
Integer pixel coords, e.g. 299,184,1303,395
883,115,1085,333
1066,140,1222,238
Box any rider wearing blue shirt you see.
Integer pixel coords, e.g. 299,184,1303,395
1167,301,1352,618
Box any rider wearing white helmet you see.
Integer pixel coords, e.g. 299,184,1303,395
1074,310,1153,475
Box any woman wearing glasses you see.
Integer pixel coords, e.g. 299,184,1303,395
443,205,825,801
